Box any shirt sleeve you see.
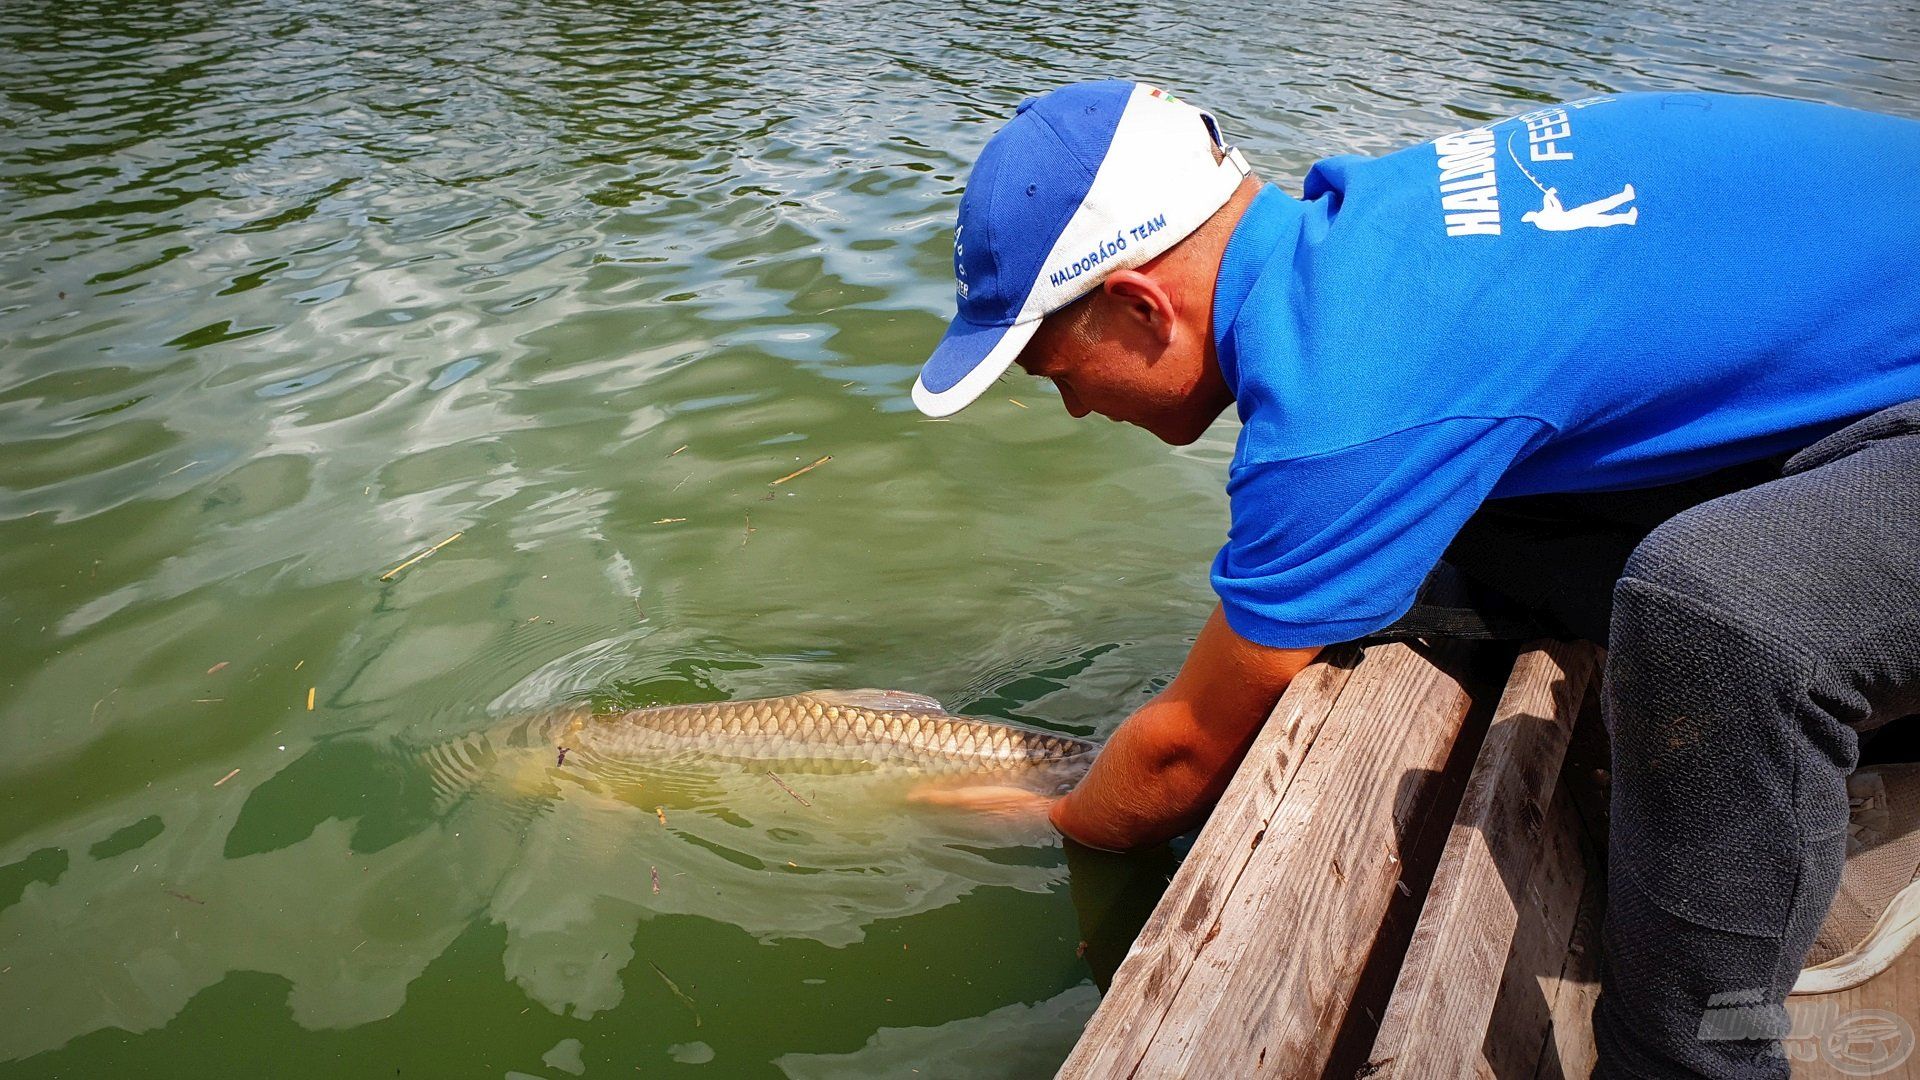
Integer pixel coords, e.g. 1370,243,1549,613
1211,416,1549,648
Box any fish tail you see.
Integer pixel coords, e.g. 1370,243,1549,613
417,728,505,815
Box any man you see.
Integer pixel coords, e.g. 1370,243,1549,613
909,81,1920,1076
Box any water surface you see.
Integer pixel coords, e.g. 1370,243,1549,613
3,0,1917,1075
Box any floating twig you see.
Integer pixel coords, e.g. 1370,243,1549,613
648,961,701,1026
165,460,200,477
741,512,754,547
770,455,831,486
653,517,686,524
379,531,463,581
293,659,304,671
669,445,687,457
1008,398,1027,409
655,806,667,825
765,771,811,807
214,769,240,787
556,746,570,767
306,687,315,711
166,890,206,905
206,661,228,675
651,865,661,894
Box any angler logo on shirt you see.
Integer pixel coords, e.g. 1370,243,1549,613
1432,96,1631,238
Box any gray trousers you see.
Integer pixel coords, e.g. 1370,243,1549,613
1433,400,1920,1077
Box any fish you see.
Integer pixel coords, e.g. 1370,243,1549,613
544,689,1099,792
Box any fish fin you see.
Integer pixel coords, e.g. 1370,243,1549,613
803,688,948,713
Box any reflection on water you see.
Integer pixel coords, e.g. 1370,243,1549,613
2,722,1073,1061
774,984,1101,1078
1,0,1916,1073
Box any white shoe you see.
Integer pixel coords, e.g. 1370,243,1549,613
1794,764,1920,994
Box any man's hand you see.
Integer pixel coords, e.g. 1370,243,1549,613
906,783,1057,824
1049,604,1320,851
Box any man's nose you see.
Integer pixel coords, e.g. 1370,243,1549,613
1057,381,1091,418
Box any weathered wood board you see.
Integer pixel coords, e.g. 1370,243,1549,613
1367,641,1599,1077
1058,641,1479,1078
1480,780,1597,1079
1061,636,1919,1079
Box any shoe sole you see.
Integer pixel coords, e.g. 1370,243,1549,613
1794,876,1920,994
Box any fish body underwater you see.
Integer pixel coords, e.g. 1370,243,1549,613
543,689,1099,793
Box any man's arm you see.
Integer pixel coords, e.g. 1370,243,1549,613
1049,603,1320,850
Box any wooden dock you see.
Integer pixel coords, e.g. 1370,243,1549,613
1059,640,1918,1078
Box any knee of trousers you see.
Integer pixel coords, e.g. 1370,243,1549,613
1608,506,1861,766
1607,508,1811,732
1603,521,1851,939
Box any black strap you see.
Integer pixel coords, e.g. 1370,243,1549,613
1358,559,1556,643
1360,601,1549,643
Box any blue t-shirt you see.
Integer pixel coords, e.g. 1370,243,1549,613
1211,92,1920,648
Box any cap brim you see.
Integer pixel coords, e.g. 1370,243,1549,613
911,314,1042,417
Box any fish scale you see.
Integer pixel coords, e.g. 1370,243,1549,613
546,690,1099,776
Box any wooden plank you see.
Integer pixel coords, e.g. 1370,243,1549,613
1058,643,1362,1077
1366,641,1598,1077
1527,676,1609,1080
1481,779,1591,1077
1559,668,1612,853
1533,836,1605,1080
1061,640,1481,1078
1150,641,1481,1077
1322,646,1502,1078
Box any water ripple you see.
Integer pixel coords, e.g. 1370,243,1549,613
1,0,1916,1069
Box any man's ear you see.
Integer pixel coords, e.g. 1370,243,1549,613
1101,270,1176,347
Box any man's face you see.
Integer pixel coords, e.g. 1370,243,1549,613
1014,296,1230,446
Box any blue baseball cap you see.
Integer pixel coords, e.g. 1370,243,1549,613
912,81,1250,417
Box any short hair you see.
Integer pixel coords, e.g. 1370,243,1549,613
1056,287,1107,348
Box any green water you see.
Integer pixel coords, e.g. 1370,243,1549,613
2,1,1916,1075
